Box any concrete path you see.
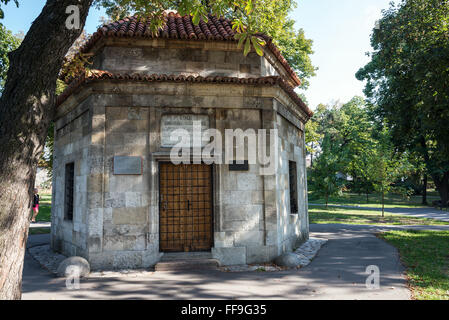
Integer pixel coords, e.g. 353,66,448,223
29,221,51,228
310,203,449,222
22,224,412,300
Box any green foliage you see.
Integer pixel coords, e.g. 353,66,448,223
398,152,428,196
309,97,413,211
235,0,316,88
338,97,377,197
305,103,335,162
304,116,321,157
367,126,413,214
0,23,21,90
356,0,449,203
310,135,347,207
309,98,376,197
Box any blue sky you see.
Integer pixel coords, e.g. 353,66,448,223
1,0,397,110
292,0,396,109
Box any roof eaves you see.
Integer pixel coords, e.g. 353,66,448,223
56,71,312,118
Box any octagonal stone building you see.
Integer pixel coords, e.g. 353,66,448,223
51,12,313,270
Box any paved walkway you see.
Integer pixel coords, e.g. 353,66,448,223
22,224,412,300
29,221,51,228
309,203,449,222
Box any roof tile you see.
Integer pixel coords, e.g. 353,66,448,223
80,12,301,86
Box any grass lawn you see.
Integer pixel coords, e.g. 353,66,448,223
308,191,444,209
35,192,51,222
379,230,449,300
309,206,449,226
29,227,50,235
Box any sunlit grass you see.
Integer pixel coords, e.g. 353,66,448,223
379,230,449,300
308,191,441,209
309,206,449,226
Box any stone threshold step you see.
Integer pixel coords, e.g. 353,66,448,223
160,252,213,261
155,258,220,271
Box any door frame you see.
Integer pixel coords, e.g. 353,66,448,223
158,161,215,253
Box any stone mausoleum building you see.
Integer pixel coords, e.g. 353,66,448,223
51,12,313,270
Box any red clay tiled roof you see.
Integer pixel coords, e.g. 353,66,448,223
80,12,302,87
56,70,313,118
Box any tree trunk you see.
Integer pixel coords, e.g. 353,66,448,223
0,0,93,300
433,172,449,208
325,194,328,209
381,188,385,218
422,174,428,206
420,136,449,208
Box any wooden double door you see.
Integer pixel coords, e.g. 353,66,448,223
159,163,213,252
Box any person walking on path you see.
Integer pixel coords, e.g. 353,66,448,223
31,188,40,223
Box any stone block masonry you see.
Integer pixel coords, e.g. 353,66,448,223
52,29,311,269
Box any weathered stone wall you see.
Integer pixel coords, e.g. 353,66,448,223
53,78,309,269
212,109,268,265
51,97,92,258
274,113,309,252
93,45,276,79
86,105,158,269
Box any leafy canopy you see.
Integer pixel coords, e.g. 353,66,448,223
356,0,449,195
310,134,347,207
308,97,412,205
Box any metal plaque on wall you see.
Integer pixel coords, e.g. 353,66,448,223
113,156,142,175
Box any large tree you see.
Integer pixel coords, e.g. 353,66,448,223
356,0,449,205
0,0,94,300
0,0,315,300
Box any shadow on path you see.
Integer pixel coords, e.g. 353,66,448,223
22,225,411,300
